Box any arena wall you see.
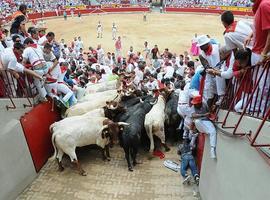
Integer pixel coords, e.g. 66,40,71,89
0,99,60,200
2,6,253,22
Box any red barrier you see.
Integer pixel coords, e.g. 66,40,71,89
165,7,253,16
20,100,61,172
196,133,205,173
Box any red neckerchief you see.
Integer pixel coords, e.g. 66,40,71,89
252,0,263,14
226,54,232,68
0,31,3,40
205,44,213,56
60,65,68,73
225,21,237,33
13,50,22,61
29,44,38,48
199,74,206,96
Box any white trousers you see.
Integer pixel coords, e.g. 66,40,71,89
251,53,270,113
204,74,226,100
57,83,75,103
112,30,117,39
44,82,57,98
194,119,216,148
33,65,49,98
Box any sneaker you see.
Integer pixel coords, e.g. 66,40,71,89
182,175,191,185
210,147,217,159
194,175,200,186
39,96,48,103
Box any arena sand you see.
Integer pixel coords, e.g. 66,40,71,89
41,12,229,54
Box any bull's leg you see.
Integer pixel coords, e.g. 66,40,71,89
73,160,87,176
131,148,142,166
105,145,111,161
68,149,87,176
124,147,133,171
56,149,64,171
101,146,111,161
162,143,171,152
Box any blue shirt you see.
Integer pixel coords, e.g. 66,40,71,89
190,69,203,90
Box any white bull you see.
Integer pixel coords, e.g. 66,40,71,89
144,90,171,152
79,89,118,103
65,90,120,117
50,116,128,175
85,80,118,94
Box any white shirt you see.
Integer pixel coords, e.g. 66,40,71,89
220,52,234,79
175,65,186,77
223,20,253,51
97,48,105,64
38,35,47,46
177,83,190,104
22,46,45,66
145,80,159,90
200,44,220,68
164,66,175,79
1,48,23,72
133,69,144,86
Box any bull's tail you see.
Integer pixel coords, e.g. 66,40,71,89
49,129,58,161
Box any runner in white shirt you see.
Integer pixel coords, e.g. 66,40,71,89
164,63,175,79
145,74,159,91
96,44,105,65
97,21,103,38
1,43,42,80
22,38,49,102
112,22,117,40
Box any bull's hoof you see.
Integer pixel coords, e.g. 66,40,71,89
58,166,64,172
80,170,87,176
133,160,142,166
106,157,111,161
128,167,133,172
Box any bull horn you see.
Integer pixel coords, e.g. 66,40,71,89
118,122,130,126
112,95,119,101
101,125,109,131
150,98,158,105
140,98,144,103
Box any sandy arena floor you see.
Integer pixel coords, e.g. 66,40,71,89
39,12,230,54
18,12,238,200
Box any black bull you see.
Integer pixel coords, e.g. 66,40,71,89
116,96,156,171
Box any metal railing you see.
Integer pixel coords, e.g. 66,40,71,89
0,70,37,110
215,59,270,158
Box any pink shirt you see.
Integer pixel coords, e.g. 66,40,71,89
253,0,270,54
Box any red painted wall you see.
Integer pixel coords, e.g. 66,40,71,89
197,133,206,173
165,7,253,16
20,100,61,172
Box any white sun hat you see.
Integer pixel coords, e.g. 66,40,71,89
196,35,211,47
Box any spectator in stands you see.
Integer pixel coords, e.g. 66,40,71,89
10,15,27,44
12,4,27,20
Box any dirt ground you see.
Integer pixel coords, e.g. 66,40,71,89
40,12,229,55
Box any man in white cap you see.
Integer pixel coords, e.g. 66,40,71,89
197,35,226,106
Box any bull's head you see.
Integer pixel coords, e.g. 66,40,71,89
101,121,129,147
